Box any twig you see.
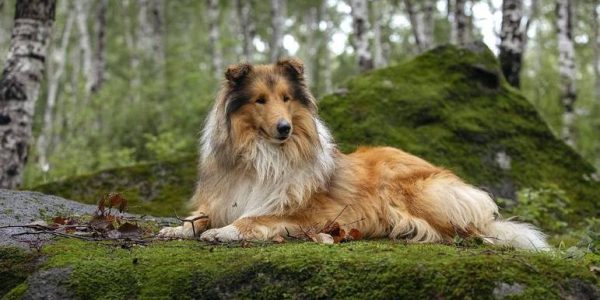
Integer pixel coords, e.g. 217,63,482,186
173,210,208,237
11,230,150,244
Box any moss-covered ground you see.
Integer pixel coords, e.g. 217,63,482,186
0,248,37,297
0,239,597,299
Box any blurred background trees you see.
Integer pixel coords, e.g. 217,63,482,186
0,0,598,187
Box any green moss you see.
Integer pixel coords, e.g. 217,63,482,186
33,157,197,217
2,283,28,300
32,43,599,221
0,248,37,298
38,239,598,299
319,44,599,219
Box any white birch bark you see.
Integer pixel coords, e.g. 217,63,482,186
0,0,56,189
236,0,255,62
593,3,600,104
454,0,468,45
74,0,93,103
36,7,74,173
270,0,286,62
404,0,435,52
350,0,373,72
206,0,223,79
91,0,107,93
372,0,386,67
322,1,333,94
138,0,165,76
556,0,577,147
123,0,140,103
499,0,525,88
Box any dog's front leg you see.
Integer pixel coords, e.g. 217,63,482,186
200,216,296,242
158,205,210,238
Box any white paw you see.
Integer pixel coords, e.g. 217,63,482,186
200,225,242,242
157,226,195,238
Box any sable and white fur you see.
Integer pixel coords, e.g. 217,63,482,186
159,59,549,250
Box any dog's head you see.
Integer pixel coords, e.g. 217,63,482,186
220,58,318,145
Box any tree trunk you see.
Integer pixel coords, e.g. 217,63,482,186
138,0,165,74
123,0,140,103
74,0,93,103
499,0,525,88
372,3,385,67
593,2,600,104
350,0,373,72
322,1,333,94
454,0,468,45
236,0,255,62
206,0,222,79
91,0,107,93
37,6,74,173
269,0,285,62
404,0,435,53
0,0,56,189
556,0,577,147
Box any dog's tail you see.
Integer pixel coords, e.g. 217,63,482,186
420,174,550,251
481,219,550,251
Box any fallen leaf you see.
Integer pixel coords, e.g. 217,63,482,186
347,228,363,241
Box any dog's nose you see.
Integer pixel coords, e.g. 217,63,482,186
276,120,291,137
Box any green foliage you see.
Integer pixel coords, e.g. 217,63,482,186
499,185,572,233
143,132,194,162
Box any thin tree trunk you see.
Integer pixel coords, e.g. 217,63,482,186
593,2,600,104
556,0,577,147
37,7,74,173
74,0,93,103
91,0,107,93
404,0,435,53
0,0,56,189
138,0,165,74
123,0,140,103
270,0,285,62
372,1,387,68
206,0,222,79
236,0,255,62
454,0,468,45
322,1,333,94
350,0,373,72
499,0,525,88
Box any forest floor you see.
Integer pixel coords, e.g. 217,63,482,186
1,190,600,299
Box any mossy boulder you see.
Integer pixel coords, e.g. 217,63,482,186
33,43,599,220
3,240,600,299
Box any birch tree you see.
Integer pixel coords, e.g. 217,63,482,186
0,0,56,189
236,0,255,62
206,0,222,79
74,0,94,103
593,2,600,104
453,0,468,45
350,0,373,72
37,7,74,172
138,0,165,73
322,1,333,94
372,0,387,66
270,0,286,62
498,0,525,88
556,0,577,147
91,0,107,93
404,0,435,52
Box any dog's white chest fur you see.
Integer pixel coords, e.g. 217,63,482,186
204,119,336,227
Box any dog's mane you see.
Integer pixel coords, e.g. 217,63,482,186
196,75,337,223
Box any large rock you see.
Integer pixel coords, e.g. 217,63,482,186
33,43,599,220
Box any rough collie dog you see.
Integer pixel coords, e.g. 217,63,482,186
158,58,549,250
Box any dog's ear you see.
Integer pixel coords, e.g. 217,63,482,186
277,58,304,81
225,63,252,85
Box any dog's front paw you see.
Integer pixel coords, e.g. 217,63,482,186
157,226,195,238
200,225,242,242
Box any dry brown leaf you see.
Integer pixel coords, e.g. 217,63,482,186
347,228,363,241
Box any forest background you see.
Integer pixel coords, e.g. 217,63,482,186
0,0,597,188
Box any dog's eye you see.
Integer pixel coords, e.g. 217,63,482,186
256,98,266,104
283,95,290,102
